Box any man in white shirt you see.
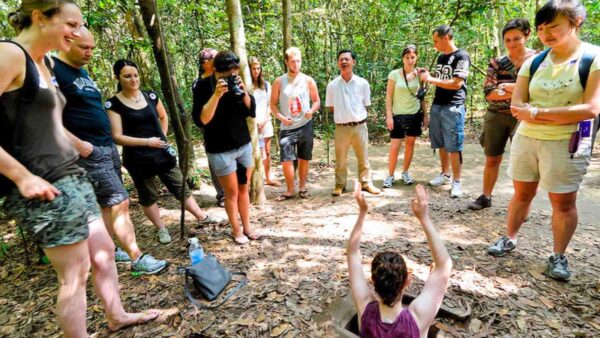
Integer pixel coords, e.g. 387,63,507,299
326,50,380,196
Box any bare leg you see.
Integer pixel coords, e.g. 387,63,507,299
506,180,538,239
281,161,295,196
141,203,167,231
103,199,142,261
449,151,462,181
263,137,276,183
439,148,451,176
388,139,402,176
218,172,247,243
402,136,416,172
86,218,159,331
44,240,90,338
239,167,254,233
482,155,503,197
183,196,207,221
548,191,578,254
298,159,309,191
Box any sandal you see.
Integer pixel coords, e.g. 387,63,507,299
275,193,295,202
298,189,309,199
231,233,249,245
244,232,262,240
265,180,281,187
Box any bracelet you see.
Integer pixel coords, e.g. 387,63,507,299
530,107,539,120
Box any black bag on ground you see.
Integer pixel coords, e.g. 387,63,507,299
183,254,247,309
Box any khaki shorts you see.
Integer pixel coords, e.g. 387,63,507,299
480,111,518,157
507,133,590,193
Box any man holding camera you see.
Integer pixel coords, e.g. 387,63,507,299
192,51,260,245
326,49,380,196
53,28,167,273
419,25,471,198
270,47,321,200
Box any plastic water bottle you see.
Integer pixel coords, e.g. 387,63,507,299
188,237,205,265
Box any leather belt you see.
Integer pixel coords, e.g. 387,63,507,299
336,119,367,127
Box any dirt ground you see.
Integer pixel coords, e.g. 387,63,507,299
1,138,599,338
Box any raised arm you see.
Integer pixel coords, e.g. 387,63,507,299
347,181,375,317
421,72,464,91
107,109,165,148
408,185,452,333
200,78,228,125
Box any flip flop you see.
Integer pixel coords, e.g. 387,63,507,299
231,234,249,245
244,232,262,240
275,193,295,202
266,180,281,187
108,309,160,332
298,189,309,199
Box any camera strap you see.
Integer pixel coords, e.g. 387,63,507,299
402,68,418,97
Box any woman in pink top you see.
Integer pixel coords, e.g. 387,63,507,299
347,183,452,338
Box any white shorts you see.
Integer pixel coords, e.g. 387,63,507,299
261,119,274,139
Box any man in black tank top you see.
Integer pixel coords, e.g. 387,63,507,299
54,28,167,274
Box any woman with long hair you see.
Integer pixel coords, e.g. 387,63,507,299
383,45,428,188
106,59,220,244
1,1,158,336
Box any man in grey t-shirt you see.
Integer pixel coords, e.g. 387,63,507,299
270,47,321,200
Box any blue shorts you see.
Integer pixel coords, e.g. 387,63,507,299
429,104,466,153
207,142,254,177
78,144,129,208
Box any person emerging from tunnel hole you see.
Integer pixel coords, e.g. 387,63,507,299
346,183,452,338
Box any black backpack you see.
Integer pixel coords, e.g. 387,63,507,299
529,48,598,144
0,41,39,198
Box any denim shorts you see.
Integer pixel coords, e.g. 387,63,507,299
78,144,129,208
207,142,254,177
429,104,466,153
3,175,99,248
279,120,314,162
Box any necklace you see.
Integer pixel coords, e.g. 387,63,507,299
123,91,142,104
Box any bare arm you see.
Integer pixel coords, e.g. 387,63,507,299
107,109,165,148
63,128,93,158
305,77,321,119
200,78,228,125
347,181,375,318
156,99,169,135
408,185,452,333
423,74,464,91
270,78,293,126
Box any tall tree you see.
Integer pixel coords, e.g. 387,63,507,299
282,0,292,57
226,0,267,205
138,0,191,239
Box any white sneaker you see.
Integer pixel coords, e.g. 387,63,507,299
429,173,452,187
382,175,395,188
401,172,414,185
158,227,171,244
450,181,463,198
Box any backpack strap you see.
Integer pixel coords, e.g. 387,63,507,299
183,270,248,310
578,50,595,90
528,49,551,81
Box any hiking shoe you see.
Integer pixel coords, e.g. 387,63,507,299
401,172,414,185
382,175,395,188
217,196,225,208
199,214,223,226
157,227,171,244
429,173,452,187
450,181,463,198
332,185,346,196
115,247,131,264
547,254,571,282
131,254,168,275
487,235,516,257
468,194,492,210
361,183,381,195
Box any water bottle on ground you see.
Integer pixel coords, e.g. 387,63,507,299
188,237,205,265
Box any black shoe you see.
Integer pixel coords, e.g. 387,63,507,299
468,194,492,211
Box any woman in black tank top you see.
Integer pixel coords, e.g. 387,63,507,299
0,2,159,336
106,59,220,242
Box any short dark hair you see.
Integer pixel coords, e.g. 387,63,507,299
337,49,356,60
371,252,408,307
433,25,453,39
502,19,531,37
402,44,418,57
214,50,240,73
535,0,586,29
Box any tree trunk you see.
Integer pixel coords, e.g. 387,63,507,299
138,0,191,239
282,0,292,59
226,0,266,206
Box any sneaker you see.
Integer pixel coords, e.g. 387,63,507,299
450,181,463,198
547,254,571,282
198,214,223,226
115,247,131,264
157,227,171,244
331,185,346,196
429,173,452,187
401,172,414,185
468,194,492,210
382,175,395,188
131,254,168,275
487,235,516,257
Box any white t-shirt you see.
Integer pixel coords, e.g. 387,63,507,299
325,74,371,124
254,81,271,124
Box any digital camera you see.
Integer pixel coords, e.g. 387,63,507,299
225,75,245,96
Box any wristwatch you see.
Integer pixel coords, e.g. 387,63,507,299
530,107,539,120
497,87,506,96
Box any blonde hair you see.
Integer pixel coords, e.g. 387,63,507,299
284,47,302,61
8,0,77,33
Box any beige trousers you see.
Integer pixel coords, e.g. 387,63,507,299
334,123,371,187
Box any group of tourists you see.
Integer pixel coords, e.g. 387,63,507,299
0,0,598,337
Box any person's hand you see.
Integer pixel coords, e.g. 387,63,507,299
418,68,431,83
305,110,314,119
353,181,368,214
15,173,61,201
146,137,166,148
236,75,247,93
410,184,429,220
422,114,429,130
258,121,266,134
78,141,94,158
281,117,294,126
386,116,394,131
213,78,229,99
510,104,535,122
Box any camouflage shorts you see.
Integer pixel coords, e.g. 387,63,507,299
3,175,100,248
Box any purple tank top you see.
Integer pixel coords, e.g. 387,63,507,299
360,301,420,338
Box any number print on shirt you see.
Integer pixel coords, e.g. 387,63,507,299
436,65,454,80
